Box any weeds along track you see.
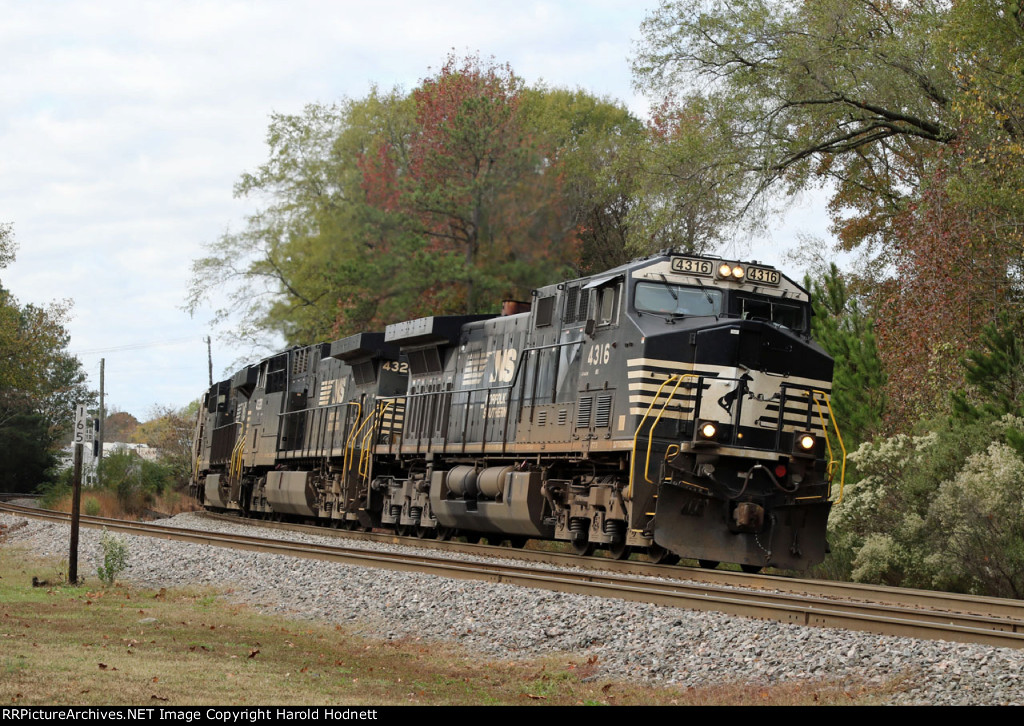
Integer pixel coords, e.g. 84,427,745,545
3,500,1024,649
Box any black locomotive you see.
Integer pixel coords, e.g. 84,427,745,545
190,251,844,570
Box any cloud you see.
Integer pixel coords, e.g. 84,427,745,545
1,0,656,418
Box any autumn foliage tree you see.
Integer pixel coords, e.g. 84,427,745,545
634,0,1024,428
190,55,644,348
361,54,580,315
875,171,1016,425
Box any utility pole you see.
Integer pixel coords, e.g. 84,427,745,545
97,358,105,486
206,336,213,387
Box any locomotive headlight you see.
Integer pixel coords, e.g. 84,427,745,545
718,263,733,278
793,432,817,456
697,420,718,440
732,265,745,279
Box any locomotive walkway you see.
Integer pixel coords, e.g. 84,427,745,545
3,500,1024,650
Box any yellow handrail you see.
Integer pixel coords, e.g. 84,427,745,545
359,400,393,480
628,375,680,499
340,401,362,480
811,389,847,504
644,374,697,484
229,424,246,483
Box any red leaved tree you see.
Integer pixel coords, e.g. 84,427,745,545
359,54,580,316
875,163,1014,426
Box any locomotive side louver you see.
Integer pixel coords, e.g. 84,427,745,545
595,395,613,428
577,396,593,428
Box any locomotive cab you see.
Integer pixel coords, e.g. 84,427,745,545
623,255,836,570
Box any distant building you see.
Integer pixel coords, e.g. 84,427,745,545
59,441,160,486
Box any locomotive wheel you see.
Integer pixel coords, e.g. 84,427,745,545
436,526,455,541
698,559,720,569
609,541,631,560
463,533,482,544
415,525,434,539
740,564,763,574
508,536,528,549
647,544,680,565
571,540,595,557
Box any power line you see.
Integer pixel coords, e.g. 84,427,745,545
71,336,202,355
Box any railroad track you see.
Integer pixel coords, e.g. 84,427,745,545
3,500,1024,650
199,510,1024,622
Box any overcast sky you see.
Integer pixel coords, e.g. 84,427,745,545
1,0,831,422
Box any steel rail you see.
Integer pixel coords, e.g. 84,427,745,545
196,509,1024,623
3,501,1024,650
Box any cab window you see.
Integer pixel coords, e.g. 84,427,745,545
732,294,806,332
634,282,722,317
596,283,620,326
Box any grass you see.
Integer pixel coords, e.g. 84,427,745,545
45,489,202,520
0,543,906,706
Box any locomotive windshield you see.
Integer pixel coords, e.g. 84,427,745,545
732,293,807,332
634,282,722,317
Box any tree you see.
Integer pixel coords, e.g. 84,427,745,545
186,100,385,348
951,312,1024,427
874,175,1014,424
103,410,141,443
633,0,1024,429
625,94,759,255
806,264,886,451
0,224,94,491
830,415,1024,597
633,0,959,253
368,54,582,314
0,411,58,493
131,402,201,488
189,58,648,347
520,88,646,273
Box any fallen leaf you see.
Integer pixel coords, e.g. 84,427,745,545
248,649,260,659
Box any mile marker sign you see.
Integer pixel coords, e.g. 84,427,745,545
73,404,95,444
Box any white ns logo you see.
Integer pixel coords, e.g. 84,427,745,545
488,349,517,383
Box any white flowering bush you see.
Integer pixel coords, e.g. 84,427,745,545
825,415,1024,595
928,436,1024,598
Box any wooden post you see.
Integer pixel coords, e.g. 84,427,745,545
69,443,83,585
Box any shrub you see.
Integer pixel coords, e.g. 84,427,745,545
826,415,1024,595
83,497,100,516
96,529,129,586
928,438,1024,598
97,450,177,515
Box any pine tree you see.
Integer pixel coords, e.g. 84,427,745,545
807,264,886,451
951,312,1024,422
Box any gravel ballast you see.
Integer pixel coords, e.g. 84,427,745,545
3,511,1022,705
